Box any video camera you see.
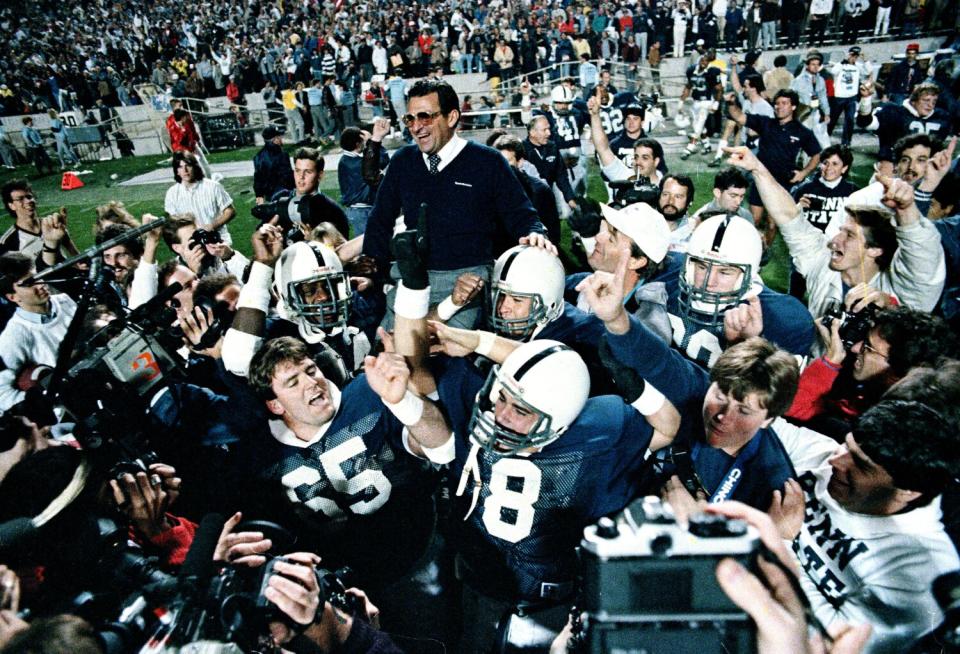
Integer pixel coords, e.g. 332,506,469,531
608,176,660,209
574,497,759,653
251,196,309,245
90,518,355,653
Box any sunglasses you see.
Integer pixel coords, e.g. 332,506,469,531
401,110,443,127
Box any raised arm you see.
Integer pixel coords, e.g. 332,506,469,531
724,146,801,227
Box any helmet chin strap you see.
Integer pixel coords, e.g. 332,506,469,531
456,441,483,521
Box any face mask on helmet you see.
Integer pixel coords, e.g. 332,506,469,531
275,241,353,332
467,341,590,456
487,245,565,341
551,85,574,115
678,214,762,328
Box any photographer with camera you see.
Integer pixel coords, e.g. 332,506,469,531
253,147,349,242
785,305,958,441
160,214,249,283
725,145,946,329
163,152,236,246
213,513,402,653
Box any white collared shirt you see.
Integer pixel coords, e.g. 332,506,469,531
420,134,467,173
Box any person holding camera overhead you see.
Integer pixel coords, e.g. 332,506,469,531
164,151,236,246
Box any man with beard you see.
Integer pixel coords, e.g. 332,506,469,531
658,174,697,252
785,306,958,441
95,224,144,308
253,126,294,205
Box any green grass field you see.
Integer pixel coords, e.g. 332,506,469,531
0,143,878,294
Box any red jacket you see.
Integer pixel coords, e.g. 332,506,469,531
166,114,200,152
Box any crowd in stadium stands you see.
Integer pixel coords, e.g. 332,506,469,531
1,0,960,652
0,0,958,119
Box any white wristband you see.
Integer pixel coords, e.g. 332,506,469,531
437,296,461,321
474,331,496,358
236,261,273,312
394,281,430,319
631,382,666,416
384,389,425,426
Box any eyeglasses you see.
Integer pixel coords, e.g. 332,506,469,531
861,340,889,360
401,111,443,127
10,194,35,203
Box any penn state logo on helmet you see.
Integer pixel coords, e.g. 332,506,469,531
274,241,353,339
678,213,763,327
468,340,590,456
489,245,566,341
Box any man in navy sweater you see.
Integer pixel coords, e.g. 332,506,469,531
362,79,553,330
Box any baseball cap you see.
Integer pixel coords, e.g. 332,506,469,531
599,202,670,264
262,125,285,140
621,102,645,117
805,50,823,63
906,43,920,53
848,46,862,55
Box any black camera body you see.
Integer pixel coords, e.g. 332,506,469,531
609,176,660,209
251,196,308,245
188,228,223,250
579,497,758,654
821,301,881,350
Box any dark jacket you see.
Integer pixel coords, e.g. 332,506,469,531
253,142,294,199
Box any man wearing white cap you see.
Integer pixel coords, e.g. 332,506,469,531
573,201,678,345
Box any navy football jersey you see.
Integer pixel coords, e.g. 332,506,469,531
870,102,951,161
239,375,439,585
686,65,721,101
535,107,588,152
663,276,814,368
436,357,654,601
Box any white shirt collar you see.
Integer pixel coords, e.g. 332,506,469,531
268,383,343,448
421,134,467,172
820,175,843,189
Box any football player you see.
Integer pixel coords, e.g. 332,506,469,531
578,248,800,515
428,331,678,652
535,84,589,199
239,329,452,589
664,213,814,368
856,81,951,178
679,55,723,160
222,224,371,385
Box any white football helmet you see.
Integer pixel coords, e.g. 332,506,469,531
468,340,590,455
679,214,763,327
551,85,575,115
489,245,565,341
274,241,352,342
